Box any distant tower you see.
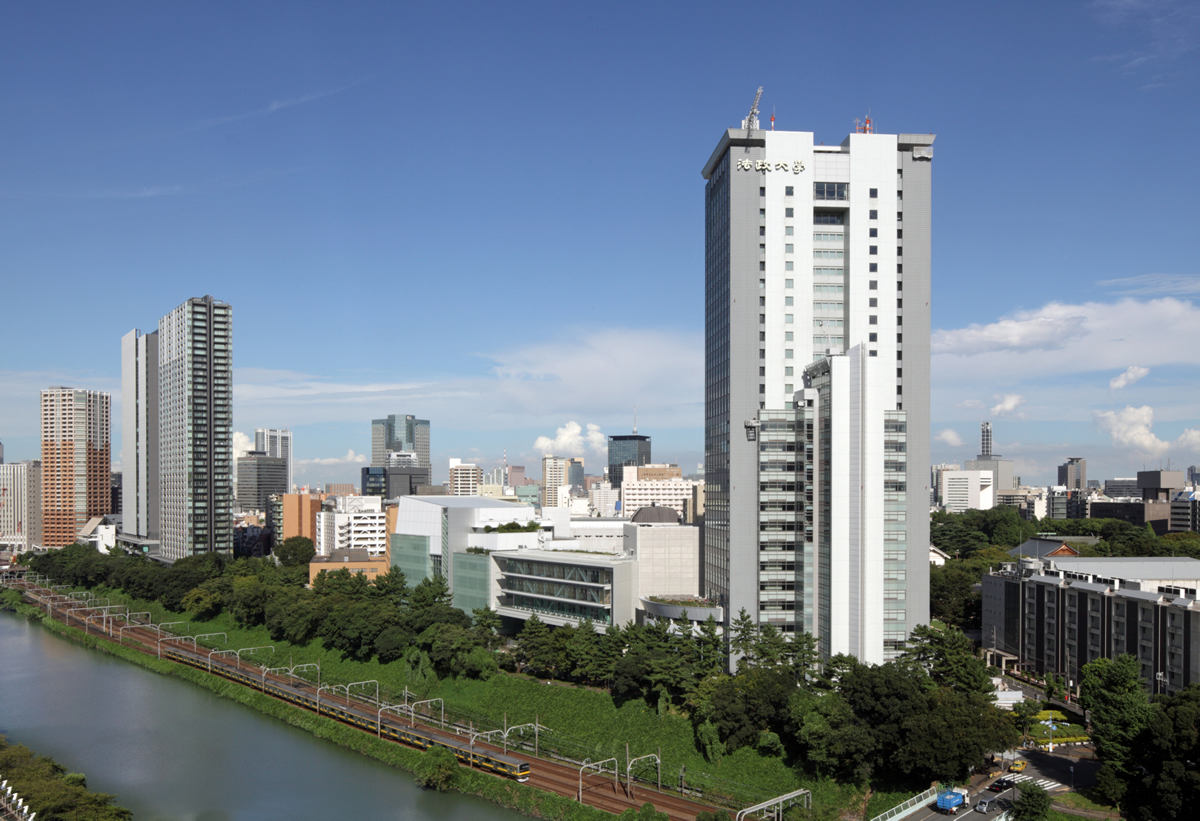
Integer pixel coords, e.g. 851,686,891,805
980,421,993,460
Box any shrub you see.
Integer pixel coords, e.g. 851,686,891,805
414,746,458,790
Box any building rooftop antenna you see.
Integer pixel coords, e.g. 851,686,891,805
633,406,638,435
743,87,763,134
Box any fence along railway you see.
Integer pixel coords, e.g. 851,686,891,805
1,571,770,821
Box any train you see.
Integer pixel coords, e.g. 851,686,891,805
163,647,531,782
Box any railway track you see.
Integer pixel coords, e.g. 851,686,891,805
5,578,727,821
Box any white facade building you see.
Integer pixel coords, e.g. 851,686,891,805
541,456,567,508
943,470,995,514
315,495,387,557
619,478,702,520
447,458,483,496
0,461,42,553
703,114,933,662
589,482,621,517
255,428,294,492
121,329,159,540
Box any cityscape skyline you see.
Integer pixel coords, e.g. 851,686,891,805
2,3,1199,487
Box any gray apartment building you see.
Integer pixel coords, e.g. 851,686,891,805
702,100,932,663
983,556,1200,696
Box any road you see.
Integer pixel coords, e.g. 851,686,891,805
901,748,1099,820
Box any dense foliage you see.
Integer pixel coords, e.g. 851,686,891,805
26,542,493,680
0,735,131,821
1079,654,1200,818
27,542,1018,796
928,509,1200,633
413,746,459,790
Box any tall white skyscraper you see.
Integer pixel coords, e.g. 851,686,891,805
158,296,233,560
0,461,42,552
703,105,932,662
121,329,159,540
255,428,294,491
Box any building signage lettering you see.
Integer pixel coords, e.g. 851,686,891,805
737,159,805,174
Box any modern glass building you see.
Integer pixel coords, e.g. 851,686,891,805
607,434,650,490
371,414,430,468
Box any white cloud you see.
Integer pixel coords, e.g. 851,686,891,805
935,428,963,447
232,431,254,459
933,298,1200,390
990,394,1025,417
1099,274,1200,295
533,421,607,456
231,328,702,433
959,399,985,409
296,450,368,469
1094,405,1170,456
1110,366,1150,389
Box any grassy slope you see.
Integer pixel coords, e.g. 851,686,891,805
41,585,915,817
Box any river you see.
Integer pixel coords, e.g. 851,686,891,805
0,610,524,821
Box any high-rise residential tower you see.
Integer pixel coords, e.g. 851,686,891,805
371,415,430,468
0,461,42,552
40,387,111,547
702,108,933,663
121,329,159,540
255,428,294,491
158,296,233,560
541,455,567,507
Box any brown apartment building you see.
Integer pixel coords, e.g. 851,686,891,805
41,387,111,547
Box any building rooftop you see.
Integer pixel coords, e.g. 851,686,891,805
631,505,680,524
401,495,534,510
1049,556,1200,581
310,548,384,564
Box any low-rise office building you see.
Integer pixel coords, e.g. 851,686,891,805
983,555,1200,696
308,548,392,586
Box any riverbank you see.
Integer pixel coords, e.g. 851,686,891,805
0,733,131,821
1,590,613,821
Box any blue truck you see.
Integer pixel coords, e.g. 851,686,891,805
936,788,968,814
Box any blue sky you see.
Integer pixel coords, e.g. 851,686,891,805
2,1,1199,487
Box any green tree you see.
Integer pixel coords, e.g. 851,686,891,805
1125,683,1200,819
471,606,501,649
516,613,553,676
1010,781,1052,821
1080,655,1151,778
730,607,757,665
929,562,982,629
413,746,458,790
1012,699,1041,740
274,536,316,567
901,624,993,696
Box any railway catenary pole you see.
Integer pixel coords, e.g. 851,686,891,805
347,680,379,705
316,684,348,717
409,698,443,729
158,635,196,658
209,649,238,673
236,645,274,664
625,753,660,802
577,757,618,802
377,703,411,737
